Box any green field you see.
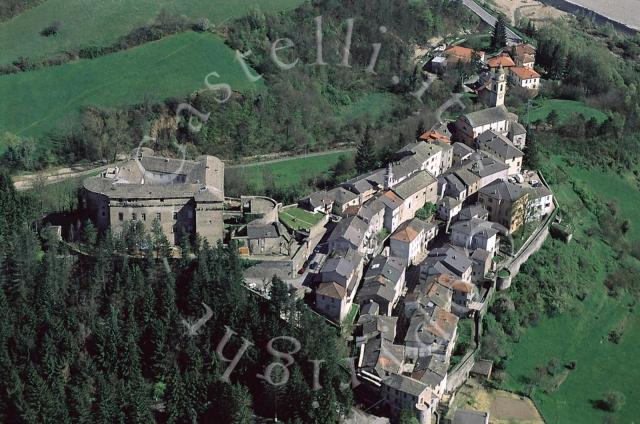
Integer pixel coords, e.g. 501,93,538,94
0,0,304,65
499,155,640,423
524,99,608,125
233,150,355,189
279,207,324,231
0,31,262,141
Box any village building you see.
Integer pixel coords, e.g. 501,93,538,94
470,248,493,282
459,203,489,221
455,105,511,146
380,170,438,232
486,53,516,70
438,173,468,202
410,355,449,397
477,130,524,175
246,222,292,255
83,149,225,245
478,180,528,234
404,305,459,359
451,152,510,196
453,409,490,424
357,198,386,235
430,274,478,309
381,374,439,423
341,168,386,204
508,121,527,150
419,130,451,144
299,190,333,213
525,184,554,221
450,218,498,254
315,282,349,322
510,43,536,68
316,248,365,321
451,143,476,167
327,215,370,253
390,219,437,264
477,66,508,108
420,245,473,282
437,196,463,222
356,255,407,315
326,186,360,215
396,142,444,177
435,141,454,174
509,66,541,90
443,45,485,64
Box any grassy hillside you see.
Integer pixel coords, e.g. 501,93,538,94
523,99,607,125
0,31,262,142
0,0,304,65
499,155,640,423
231,150,354,190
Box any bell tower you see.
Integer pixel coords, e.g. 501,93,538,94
489,65,507,107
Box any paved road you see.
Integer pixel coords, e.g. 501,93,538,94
462,0,523,44
227,148,355,169
13,148,356,191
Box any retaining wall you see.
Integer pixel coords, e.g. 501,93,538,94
542,0,638,34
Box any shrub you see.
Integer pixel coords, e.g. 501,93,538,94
608,329,622,344
41,20,62,36
600,391,625,412
193,17,210,32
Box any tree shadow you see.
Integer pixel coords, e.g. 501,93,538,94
588,399,608,411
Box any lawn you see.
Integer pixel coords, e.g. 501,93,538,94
498,154,640,424
279,207,324,231
233,150,355,190
0,0,304,65
0,32,262,141
523,99,607,125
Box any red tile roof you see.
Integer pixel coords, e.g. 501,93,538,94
444,46,484,63
510,66,541,80
512,43,536,57
419,130,451,144
487,54,515,68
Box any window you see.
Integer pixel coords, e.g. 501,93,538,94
101,211,106,217
118,212,123,221
141,213,146,221
132,213,137,221
156,212,161,221
173,212,178,220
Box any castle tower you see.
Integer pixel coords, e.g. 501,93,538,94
489,65,507,107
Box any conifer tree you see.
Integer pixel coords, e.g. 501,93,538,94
355,125,376,174
491,15,507,51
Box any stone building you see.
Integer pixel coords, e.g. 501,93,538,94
83,148,225,245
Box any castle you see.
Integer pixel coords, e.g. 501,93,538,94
82,148,225,245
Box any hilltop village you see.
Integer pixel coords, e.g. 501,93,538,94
293,45,554,423
82,41,555,424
